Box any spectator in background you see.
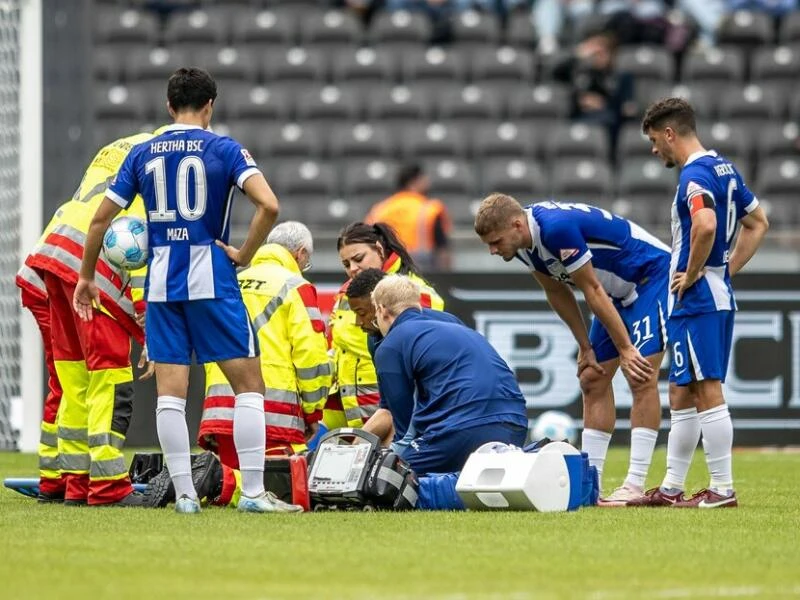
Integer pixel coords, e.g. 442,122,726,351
366,164,452,271
551,30,636,153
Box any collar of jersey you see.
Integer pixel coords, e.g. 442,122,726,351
160,123,205,133
684,149,717,166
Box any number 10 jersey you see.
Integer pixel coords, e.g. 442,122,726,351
108,124,260,302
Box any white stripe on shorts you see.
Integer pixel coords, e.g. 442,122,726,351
188,245,215,300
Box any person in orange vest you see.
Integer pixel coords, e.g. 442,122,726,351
22,133,154,506
365,163,452,271
324,222,445,431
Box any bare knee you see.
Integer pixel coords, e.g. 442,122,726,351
580,367,610,399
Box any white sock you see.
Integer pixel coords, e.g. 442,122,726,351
624,427,658,490
233,392,266,498
156,395,196,500
699,404,734,494
662,407,701,492
581,429,612,487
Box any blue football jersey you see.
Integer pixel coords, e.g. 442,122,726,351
516,201,671,307
669,151,758,317
108,124,261,302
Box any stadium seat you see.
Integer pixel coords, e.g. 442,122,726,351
368,9,433,49
295,85,363,128
303,197,370,231
507,84,571,124
790,91,800,121
450,9,502,53
225,122,264,157
505,17,537,50
682,46,746,83
436,84,503,126
330,47,399,91
616,46,675,84
750,45,800,89
637,83,717,120
716,10,774,48
754,158,800,198
440,195,482,228
616,158,677,200
328,122,395,160
342,159,399,200
696,121,751,162
469,46,536,87
470,121,537,160
755,196,798,225
550,159,613,202
401,122,468,161
717,83,786,132
300,9,363,51
92,8,159,49
163,7,231,50
273,159,339,200
480,158,549,198
617,124,653,160
126,47,189,86
544,122,608,164
231,8,298,50
224,83,294,122
92,119,145,151
93,48,125,83
610,197,668,229
192,47,259,85
756,122,800,162
400,47,468,89
426,159,478,199
262,46,328,91
258,122,325,160
779,11,800,44
365,85,436,132
94,84,148,121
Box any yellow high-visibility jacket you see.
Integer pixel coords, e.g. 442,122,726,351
324,252,444,428
23,133,153,343
199,244,332,446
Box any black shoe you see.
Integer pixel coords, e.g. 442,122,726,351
64,498,88,506
191,451,223,504
142,466,175,508
102,491,149,507
37,491,65,504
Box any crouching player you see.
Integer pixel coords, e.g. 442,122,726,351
371,275,529,475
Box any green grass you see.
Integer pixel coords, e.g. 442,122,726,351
1,449,799,600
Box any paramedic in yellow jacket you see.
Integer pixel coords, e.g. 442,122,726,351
198,221,331,505
22,132,154,506
324,222,444,429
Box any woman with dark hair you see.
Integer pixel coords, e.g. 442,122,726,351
323,222,444,430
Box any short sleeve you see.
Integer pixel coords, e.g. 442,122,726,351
680,168,716,209
106,150,139,209
735,170,758,217
541,221,592,274
222,137,261,190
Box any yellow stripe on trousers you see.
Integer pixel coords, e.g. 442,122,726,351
54,360,90,475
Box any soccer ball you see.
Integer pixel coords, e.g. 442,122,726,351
531,411,578,445
103,216,148,270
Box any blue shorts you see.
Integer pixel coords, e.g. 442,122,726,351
145,298,259,365
399,422,527,476
667,311,734,386
590,271,668,363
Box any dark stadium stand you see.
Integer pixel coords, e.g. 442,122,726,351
91,0,800,241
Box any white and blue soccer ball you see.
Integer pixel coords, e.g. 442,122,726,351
103,216,148,270
531,411,578,445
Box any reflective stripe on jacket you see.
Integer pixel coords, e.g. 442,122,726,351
199,244,332,446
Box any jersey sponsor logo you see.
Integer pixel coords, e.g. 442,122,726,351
241,148,256,167
559,248,579,261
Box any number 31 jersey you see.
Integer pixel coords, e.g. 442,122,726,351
108,124,261,302
670,150,759,318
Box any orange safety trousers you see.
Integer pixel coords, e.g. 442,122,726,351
20,286,65,496
44,272,135,504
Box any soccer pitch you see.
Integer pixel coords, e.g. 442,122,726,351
1,448,798,600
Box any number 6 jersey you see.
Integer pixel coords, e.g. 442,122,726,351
670,150,759,318
107,124,261,302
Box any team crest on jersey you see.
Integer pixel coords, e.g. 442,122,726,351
560,248,579,261
241,148,256,167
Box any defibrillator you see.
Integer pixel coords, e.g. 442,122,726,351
307,428,418,511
